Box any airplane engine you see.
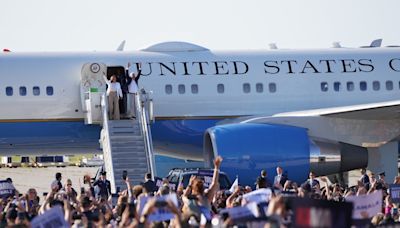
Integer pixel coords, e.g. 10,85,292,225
204,123,368,185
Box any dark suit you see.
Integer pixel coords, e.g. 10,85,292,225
306,179,320,189
93,179,111,199
274,174,288,187
142,180,157,193
117,72,128,114
360,174,370,186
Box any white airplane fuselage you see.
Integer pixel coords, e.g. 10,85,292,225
1,48,399,121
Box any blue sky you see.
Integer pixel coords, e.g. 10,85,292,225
0,0,399,51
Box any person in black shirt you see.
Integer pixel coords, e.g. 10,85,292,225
93,171,111,200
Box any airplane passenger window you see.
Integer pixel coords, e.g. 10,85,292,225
346,82,354,91
373,81,380,91
46,86,54,96
333,82,341,91
320,82,328,92
217,84,224,94
19,86,27,96
360,81,367,91
33,86,40,96
191,84,198,94
256,83,263,93
178,84,185,94
386,81,393,90
269,83,276,93
5,87,13,96
165,85,173,94
243,83,251,93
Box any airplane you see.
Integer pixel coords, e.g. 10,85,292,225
1,40,399,185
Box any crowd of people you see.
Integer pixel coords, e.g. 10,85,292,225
0,158,399,227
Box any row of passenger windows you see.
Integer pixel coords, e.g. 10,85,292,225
4,86,54,96
164,83,277,95
320,80,400,92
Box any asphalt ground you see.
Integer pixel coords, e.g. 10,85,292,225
0,166,98,198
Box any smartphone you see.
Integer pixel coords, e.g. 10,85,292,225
80,187,85,194
43,192,48,197
155,200,167,207
111,193,119,207
122,170,128,181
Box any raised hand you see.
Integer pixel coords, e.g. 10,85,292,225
214,156,223,168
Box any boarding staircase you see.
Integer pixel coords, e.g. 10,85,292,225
85,89,156,193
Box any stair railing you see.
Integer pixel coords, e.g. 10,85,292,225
135,89,156,180
100,93,117,193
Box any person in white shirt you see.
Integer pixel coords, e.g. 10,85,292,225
103,74,123,120
126,62,142,119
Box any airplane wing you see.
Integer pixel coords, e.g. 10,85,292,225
231,100,400,147
272,100,400,120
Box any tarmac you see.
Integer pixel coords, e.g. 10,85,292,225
0,166,98,198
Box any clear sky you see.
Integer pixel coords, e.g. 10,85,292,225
0,0,399,51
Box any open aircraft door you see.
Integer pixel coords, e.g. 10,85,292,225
81,63,107,124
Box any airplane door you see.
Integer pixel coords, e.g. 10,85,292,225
80,62,107,124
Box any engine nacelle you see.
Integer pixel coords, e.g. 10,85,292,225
204,123,368,185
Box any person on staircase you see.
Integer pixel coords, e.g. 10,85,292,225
116,68,129,118
103,74,123,120
126,62,142,119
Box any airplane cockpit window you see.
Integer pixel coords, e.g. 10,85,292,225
360,81,367,91
386,81,393,90
321,82,328,92
373,81,380,91
5,87,13,96
19,86,27,96
33,86,40,96
217,84,224,94
178,84,185,94
346,82,354,91
334,82,341,91
46,86,54,96
256,83,263,93
165,85,173,94
269,83,276,93
191,84,198,94
243,83,251,93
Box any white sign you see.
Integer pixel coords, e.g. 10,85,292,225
138,193,179,222
0,180,15,198
346,190,382,219
221,202,260,221
31,206,69,228
242,188,272,205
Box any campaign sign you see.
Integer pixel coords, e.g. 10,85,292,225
138,193,179,222
292,197,353,228
346,190,382,219
0,180,15,199
219,202,260,222
155,178,176,191
390,184,400,203
31,206,69,228
242,188,272,204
